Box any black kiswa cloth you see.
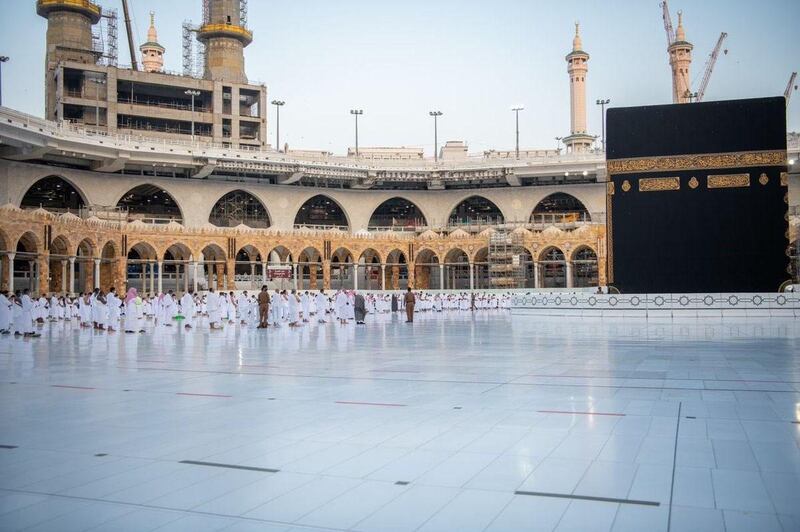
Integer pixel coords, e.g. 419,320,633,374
605,97,789,294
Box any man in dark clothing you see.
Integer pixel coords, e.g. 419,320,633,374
354,292,366,324
391,293,398,312
257,285,270,328
404,288,415,323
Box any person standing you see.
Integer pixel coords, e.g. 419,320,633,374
354,291,366,325
181,288,196,329
257,285,270,328
106,287,120,332
404,288,415,323
124,288,143,333
301,291,310,323
207,287,222,329
19,289,39,337
315,289,328,323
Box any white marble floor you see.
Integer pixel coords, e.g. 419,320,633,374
1,311,799,532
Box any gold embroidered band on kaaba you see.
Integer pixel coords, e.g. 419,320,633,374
607,149,786,175
639,177,680,192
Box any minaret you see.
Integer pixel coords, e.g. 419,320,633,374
669,11,693,103
197,0,252,83
140,12,165,73
36,0,102,120
563,23,594,153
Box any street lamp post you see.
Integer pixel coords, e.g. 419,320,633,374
0,56,8,107
89,77,106,130
685,90,698,103
429,110,443,162
350,109,363,156
511,106,524,159
185,89,200,141
271,100,285,152
595,98,610,152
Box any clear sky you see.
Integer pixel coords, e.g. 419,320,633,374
1,0,798,155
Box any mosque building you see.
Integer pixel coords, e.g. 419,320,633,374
0,0,796,296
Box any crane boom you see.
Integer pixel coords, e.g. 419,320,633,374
785,72,797,102
121,0,138,71
661,1,675,46
696,32,727,102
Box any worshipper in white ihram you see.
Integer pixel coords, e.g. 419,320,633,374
315,289,328,323
180,288,196,329
206,288,223,329
124,288,145,333
18,290,39,337
288,289,300,327
0,292,11,334
106,287,120,332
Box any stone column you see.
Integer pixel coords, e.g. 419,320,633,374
157,260,163,293
439,264,445,291
7,252,15,293
533,261,540,289
250,261,256,289
183,263,189,293
68,257,75,295
192,261,199,293
0,254,4,292
92,258,100,290
469,263,474,291
381,264,386,290
149,262,155,294
309,263,318,289
566,261,574,289
293,263,298,290
407,261,415,288
226,259,236,290
29,261,37,294
262,261,268,286
61,260,68,293
353,264,358,291
215,263,224,290
322,260,331,291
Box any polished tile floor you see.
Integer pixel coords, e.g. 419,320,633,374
1,311,799,531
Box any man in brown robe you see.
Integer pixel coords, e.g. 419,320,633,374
404,288,415,323
257,285,270,328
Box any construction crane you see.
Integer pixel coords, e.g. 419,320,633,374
785,72,798,105
121,0,138,70
696,32,728,102
661,1,675,45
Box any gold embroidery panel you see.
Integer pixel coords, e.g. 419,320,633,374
639,177,680,192
707,173,750,189
607,150,785,175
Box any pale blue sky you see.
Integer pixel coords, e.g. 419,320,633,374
1,0,798,155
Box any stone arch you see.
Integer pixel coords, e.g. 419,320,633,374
443,248,469,290
73,237,97,293
383,248,409,290
267,245,292,263
414,248,440,290
472,247,491,290
199,243,227,291
127,241,158,261
538,246,566,289
330,247,354,289
447,195,505,225
13,231,41,294
235,244,264,279
116,184,183,223
98,240,120,292
209,189,271,228
571,245,599,287
50,234,72,257
357,248,382,290
531,192,591,223
368,197,429,228
20,175,87,211
294,194,350,229
298,246,323,290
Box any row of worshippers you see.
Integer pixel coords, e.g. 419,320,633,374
0,288,512,336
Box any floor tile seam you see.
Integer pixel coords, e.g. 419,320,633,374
103,462,231,503
228,474,320,517
0,486,349,532
19,493,142,532
291,477,403,527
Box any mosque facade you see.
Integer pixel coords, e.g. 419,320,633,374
0,0,796,295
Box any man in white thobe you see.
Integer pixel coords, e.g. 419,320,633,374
180,288,196,329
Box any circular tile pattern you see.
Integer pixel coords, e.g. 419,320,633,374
728,295,739,306
588,296,597,306
703,295,714,306
654,296,665,307
678,296,690,306
609,296,618,307
631,296,641,307
752,295,763,306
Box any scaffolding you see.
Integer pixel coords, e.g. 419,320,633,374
92,8,119,67
182,21,205,78
488,230,526,289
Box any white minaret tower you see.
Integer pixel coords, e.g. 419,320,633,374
140,12,165,73
564,23,594,153
669,11,693,103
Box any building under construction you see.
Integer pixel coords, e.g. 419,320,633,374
37,0,267,149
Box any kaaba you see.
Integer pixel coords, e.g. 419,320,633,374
606,97,789,294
